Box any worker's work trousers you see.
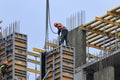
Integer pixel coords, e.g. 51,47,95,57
59,34,68,46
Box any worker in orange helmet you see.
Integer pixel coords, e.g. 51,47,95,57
54,22,68,46
0,61,8,79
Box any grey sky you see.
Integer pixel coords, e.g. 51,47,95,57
0,0,120,79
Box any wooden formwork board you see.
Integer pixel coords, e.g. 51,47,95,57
47,72,52,77
0,50,5,56
15,65,26,71
55,68,60,72
62,71,73,78
47,56,53,62
15,59,26,66
15,33,27,40
62,54,73,60
46,46,75,80
55,53,60,58
62,47,74,53
55,73,60,79
27,68,40,74
47,60,53,66
15,75,26,80
15,41,26,47
63,61,73,68
55,58,60,63
62,77,73,80
47,76,53,80
55,63,60,68
28,58,40,65
8,61,12,66
27,51,40,57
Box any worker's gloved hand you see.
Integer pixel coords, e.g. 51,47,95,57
59,36,62,39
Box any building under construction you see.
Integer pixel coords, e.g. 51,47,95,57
0,6,120,80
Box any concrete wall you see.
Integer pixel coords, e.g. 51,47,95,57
68,27,86,68
94,66,114,80
75,68,86,80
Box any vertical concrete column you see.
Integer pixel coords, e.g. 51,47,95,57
75,68,86,80
68,27,86,68
94,66,114,80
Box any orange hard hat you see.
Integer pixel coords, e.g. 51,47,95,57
54,22,58,27
3,61,8,66
54,22,65,28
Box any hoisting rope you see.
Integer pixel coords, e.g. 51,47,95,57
48,0,57,34
44,0,57,50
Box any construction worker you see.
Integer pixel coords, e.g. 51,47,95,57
0,61,8,79
54,22,68,46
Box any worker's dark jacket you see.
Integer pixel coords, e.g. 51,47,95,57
0,64,8,77
58,28,68,36
58,27,68,45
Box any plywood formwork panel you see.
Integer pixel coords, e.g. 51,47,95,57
15,65,26,71
15,76,26,80
28,58,40,65
15,41,26,47
55,53,60,57
62,71,73,78
55,68,60,72
63,61,73,68
55,58,60,63
27,51,40,57
55,62,60,68
47,76,53,80
15,33,27,40
15,59,26,66
55,73,60,78
27,68,40,74
8,56,12,61
62,77,73,80
62,54,73,60
46,46,75,80
8,61,12,66
47,72,52,77
47,56,53,62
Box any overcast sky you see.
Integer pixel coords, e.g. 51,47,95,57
0,0,119,80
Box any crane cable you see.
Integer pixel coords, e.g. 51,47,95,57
48,0,57,34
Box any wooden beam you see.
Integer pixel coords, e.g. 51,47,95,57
96,17,120,26
27,68,40,74
87,33,98,40
33,48,45,53
109,6,120,12
87,43,104,50
46,42,58,48
88,35,103,43
86,53,99,59
94,37,114,46
81,26,120,39
97,38,115,46
28,51,40,57
28,58,40,65
87,43,111,52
